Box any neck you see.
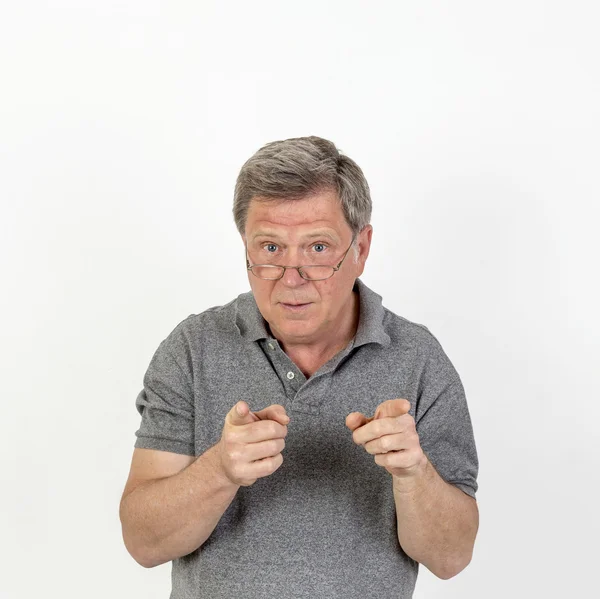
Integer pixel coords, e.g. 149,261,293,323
275,290,360,377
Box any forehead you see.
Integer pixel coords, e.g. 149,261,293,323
245,190,350,241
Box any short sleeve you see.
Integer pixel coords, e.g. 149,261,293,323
133,331,195,456
414,340,479,499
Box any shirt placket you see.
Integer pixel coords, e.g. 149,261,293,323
263,338,306,399
261,337,357,412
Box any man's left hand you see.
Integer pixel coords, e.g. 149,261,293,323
345,398,427,479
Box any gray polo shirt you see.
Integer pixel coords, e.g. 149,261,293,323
133,277,479,599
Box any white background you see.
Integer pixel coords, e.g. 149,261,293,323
1,2,599,597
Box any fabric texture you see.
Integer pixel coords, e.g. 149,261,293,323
133,277,479,598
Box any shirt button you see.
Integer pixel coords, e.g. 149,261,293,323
286,371,295,380
268,342,274,350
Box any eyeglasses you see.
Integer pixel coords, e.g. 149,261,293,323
245,236,356,281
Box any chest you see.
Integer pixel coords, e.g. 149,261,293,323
189,337,421,455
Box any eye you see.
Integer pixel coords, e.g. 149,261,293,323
313,243,327,252
264,243,278,253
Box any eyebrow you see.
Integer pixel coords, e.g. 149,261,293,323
250,230,340,243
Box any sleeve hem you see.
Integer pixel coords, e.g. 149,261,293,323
447,481,477,499
134,436,195,456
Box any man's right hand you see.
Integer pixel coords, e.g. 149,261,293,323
216,401,290,487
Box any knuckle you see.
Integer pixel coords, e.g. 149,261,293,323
267,454,283,473
229,448,242,463
227,430,240,443
263,456,276,473
230,463,241,479
403,450,417,466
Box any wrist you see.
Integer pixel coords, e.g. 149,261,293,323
202,443,241,492
392,452,430,493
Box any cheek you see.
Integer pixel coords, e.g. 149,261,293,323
319,278,345,302
259,282,278,306
248,278,270,305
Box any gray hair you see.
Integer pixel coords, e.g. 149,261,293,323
233,136,372,250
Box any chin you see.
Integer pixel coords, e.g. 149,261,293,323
277,318,317,336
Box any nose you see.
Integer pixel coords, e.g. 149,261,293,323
280,265,308,287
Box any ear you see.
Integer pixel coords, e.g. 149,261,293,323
355,225,373,272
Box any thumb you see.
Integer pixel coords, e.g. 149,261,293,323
229,401,260,425
345,411,373,432
253,404,290,425
374,398,411,420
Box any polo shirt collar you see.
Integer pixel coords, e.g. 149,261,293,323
235,277,391,349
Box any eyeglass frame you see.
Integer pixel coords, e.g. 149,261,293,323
245,234,357,281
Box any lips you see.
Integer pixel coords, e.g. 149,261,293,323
279,301,313,311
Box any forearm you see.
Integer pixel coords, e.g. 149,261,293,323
120,443,240,568
393,455,479,579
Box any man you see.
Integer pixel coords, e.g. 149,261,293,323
119,136,479,598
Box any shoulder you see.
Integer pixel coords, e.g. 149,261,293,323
155,293,246,356
381,304,439,350
381,305,461,384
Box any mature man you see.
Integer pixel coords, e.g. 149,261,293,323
119,136,479,598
